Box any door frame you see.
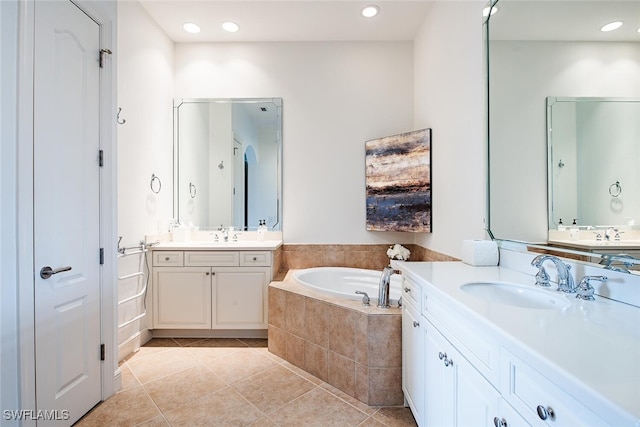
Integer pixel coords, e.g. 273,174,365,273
16,0,117,422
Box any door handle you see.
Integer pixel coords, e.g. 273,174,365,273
40,265,72,279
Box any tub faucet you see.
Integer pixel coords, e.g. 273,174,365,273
531,255,575,293
377,266,396,308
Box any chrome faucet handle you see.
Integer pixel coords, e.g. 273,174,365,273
355,290,370,306
557,263,576,293
576,276,607,301
534,266,551,287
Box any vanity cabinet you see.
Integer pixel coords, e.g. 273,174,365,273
402,275,529,427
424,317,530,427
151,250,272,331
401,281,425,425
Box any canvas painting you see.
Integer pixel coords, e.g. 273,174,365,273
365,128,432,232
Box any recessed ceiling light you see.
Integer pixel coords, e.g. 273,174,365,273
222,21,240,33
637,27,640,33
600,21,623,32
361,5,379,18
482,5,499,17
183,22,201,34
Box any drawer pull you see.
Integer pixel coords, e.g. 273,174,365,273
165,257,170,261
413,320,420,328
404,287,411,292
493,417,507,427
439,351,453,367
536,405,555,421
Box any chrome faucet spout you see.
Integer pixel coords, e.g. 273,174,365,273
531,255,575,293
377,266,395,308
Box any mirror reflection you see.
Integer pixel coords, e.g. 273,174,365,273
548,97,640,231
486,0,640,270
174,98,282,231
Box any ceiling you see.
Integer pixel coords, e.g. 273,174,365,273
489,1,640,42
138,1,437,43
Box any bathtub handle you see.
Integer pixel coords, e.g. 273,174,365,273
355,290,370,306
403,287,411,293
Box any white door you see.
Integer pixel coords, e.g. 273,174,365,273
34,1,102,424
233,138,245,227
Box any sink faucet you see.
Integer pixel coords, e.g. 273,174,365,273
218,226,229,242
377,266,396,308
531,255,576,293
599,253,635,273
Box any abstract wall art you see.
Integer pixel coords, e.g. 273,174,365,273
365,128,432,232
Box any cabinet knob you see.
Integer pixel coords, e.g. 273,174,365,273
438,352,453,367
536,405,555,421
253,257,257,261
165,257,170,261
493,417,508,427
205,272,210,275
413,320,420,328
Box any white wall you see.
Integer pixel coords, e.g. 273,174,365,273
0,0,20,420
174,42,416,245
117,1,173,354
412,1,487,258
117,0,174,242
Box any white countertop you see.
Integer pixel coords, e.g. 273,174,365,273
548,239,640,251
152,240,282,251
395,261,640,425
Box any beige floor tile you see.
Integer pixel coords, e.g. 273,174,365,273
75,386,161,427
268,387,369,427
143,365,228,412
233,365,317,414
133,415,170,426
371,407,418,427
203,346,280,384
357,416,388,427
131,338,180,360
246,416,279,427
127,348,199,384
238,337,268,347
320,382,378,416
162,387,264,427
281,361,324,385
119,363,141,392
252,346,287,364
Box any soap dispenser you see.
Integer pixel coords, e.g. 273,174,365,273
558,219,565,231
257,220,266,242
569,219,579,241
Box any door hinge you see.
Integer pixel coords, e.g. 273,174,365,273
99,248,104,265
100,344,106,361
99,48,112,68
99,150,104,167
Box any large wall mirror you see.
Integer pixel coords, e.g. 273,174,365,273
173,98,283,231
486,0,640,270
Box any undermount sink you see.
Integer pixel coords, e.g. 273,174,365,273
460,281,571,309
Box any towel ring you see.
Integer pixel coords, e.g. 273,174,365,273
609,181,622,198
150,174,162,194
189,182,197,199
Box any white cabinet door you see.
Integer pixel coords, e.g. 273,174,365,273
425,319,527,427
402,300,425,425
424,319,455,427
212,267,270,329
153,267,212,329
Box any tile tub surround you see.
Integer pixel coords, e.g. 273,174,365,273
281,244,458,272
268,271,403,406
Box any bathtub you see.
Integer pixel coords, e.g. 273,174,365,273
292,267,402,304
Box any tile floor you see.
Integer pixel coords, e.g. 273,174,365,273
75,338,418,427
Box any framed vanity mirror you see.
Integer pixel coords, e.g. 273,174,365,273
173,98,283,231
485,0,640,270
